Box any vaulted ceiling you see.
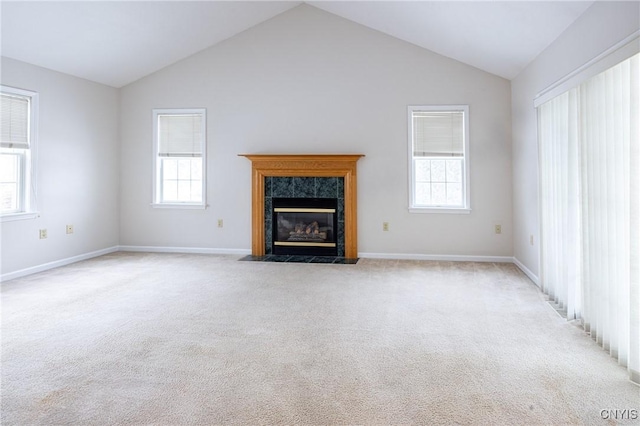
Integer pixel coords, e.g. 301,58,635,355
1,1,593,88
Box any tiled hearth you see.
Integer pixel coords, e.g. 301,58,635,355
239,254,358,264
239,154,364,259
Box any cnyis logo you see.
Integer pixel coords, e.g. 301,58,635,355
599,409,639,420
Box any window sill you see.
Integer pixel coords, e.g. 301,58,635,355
1,212,39,222
151,203,207,210
409,207,471,215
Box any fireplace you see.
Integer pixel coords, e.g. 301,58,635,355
239,154,364,259
272,198,338,256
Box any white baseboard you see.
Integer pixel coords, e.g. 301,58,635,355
118,245,251,256
358,252,513,263
512,257,540,286
2,245,537,283
1,246,120,283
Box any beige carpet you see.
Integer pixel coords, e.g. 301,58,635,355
1,252,638,425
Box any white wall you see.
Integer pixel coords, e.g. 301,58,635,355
511,1,640,280
0,58,120,276
120,5,513,258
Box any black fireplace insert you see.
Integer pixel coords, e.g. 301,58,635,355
272,197,338,256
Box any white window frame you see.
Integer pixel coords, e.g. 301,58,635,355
408,105,471,214
151,108,207,209
1,85,39,222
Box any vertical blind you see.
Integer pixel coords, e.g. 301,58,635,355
538,53,639,383
1,93,30,149
412,111,464,157
158,113,203,157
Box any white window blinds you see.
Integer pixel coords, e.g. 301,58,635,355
538,52,639,384
158,113,203,157
1,92,30,149
412,111,464,157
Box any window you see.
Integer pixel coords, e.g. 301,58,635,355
408,105,470,213
1,85,38,221
152,109,206,208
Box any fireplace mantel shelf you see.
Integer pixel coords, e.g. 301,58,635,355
240,154,365,259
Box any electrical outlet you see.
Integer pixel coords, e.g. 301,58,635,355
383,222,389,232
217,219,223,228
495,225,502,234
39,229,47,239
66,225,74,234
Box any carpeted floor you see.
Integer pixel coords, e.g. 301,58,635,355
1,252,638,425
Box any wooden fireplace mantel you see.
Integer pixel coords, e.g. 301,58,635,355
239,154,365,259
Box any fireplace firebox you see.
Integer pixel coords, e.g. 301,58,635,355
272,198,338,256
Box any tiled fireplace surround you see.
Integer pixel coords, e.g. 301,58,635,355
264,177,345,255
240,154,364,259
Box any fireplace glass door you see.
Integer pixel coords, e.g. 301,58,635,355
272,198,337,256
